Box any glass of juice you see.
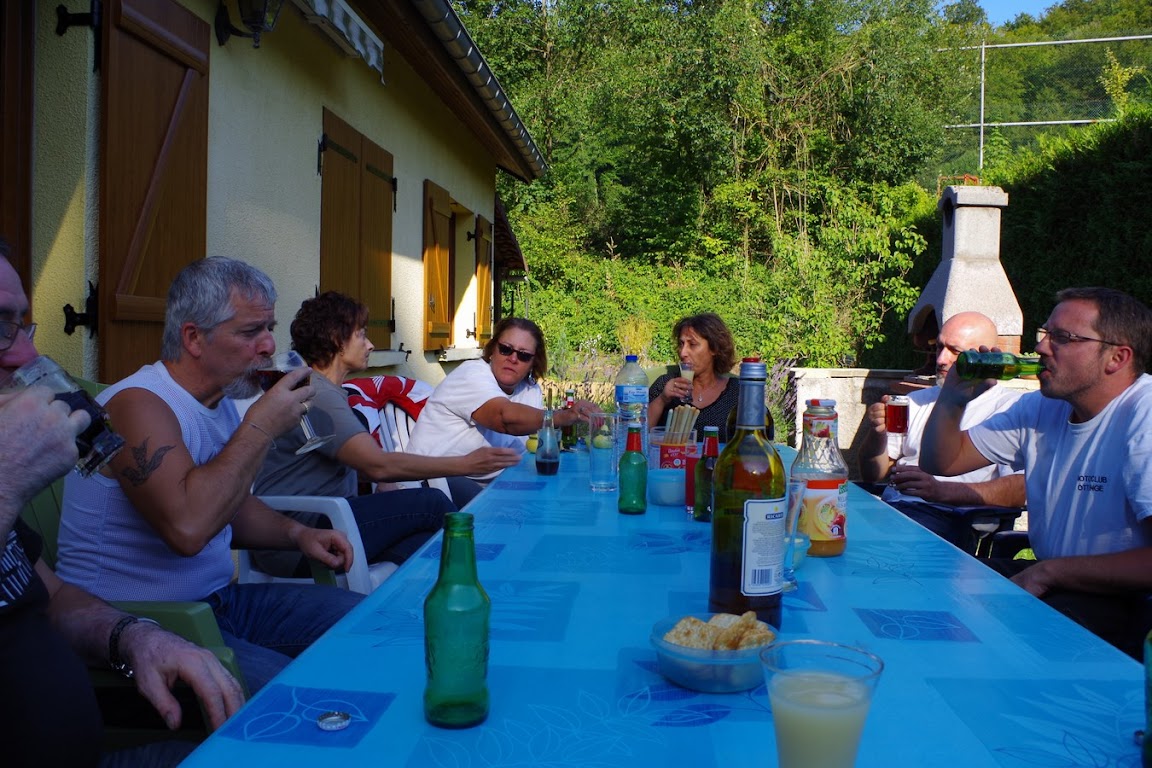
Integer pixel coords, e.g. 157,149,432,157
760,640,884,768
588,411,617,492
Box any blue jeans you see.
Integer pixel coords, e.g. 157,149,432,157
204,583,363,693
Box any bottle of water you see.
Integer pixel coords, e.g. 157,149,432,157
614,354,649,464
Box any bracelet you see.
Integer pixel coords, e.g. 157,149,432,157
109,615,161,679
248,421,275,448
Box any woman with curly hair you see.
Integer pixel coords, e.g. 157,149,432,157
252,292,519,577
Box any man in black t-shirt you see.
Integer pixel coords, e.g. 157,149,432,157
0,249,244,767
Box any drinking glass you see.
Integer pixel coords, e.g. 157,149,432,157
2,355,125,477
885,395,909,456
587,411,617,492
678,360,695,404
258,351,332,455
782,480,806,591
760,640,884,768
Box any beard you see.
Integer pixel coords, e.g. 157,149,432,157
223,368,261,400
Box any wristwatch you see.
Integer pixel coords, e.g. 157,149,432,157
108,615,161,679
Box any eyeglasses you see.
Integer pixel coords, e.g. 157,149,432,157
496,341,535,364
0,321,35,352
1036,327,1121,347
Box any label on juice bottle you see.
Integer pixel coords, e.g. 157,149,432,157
797,478,848,543
741,497,786,595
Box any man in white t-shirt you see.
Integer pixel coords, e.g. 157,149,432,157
859,312,1025,551
923,287,1152,658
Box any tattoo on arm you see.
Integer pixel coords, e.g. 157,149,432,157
120,439,175,487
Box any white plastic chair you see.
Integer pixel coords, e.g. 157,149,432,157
238,495,397,595
379,402,452,499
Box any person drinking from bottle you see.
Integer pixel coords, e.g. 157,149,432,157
647,313,740,440
922,287,1152,659
407,317,597,496
57,257,364,692
0,245,245,767
858,311,1026,552
250,292,519,578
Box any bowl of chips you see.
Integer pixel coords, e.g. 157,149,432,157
650,611,777,693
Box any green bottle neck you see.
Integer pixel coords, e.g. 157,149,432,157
438,515,478,582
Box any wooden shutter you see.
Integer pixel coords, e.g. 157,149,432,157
422,180,451,350
320,109,393,347
0,1,33,290
360,139,393,349
99,0,209,382
320,109,361,300
474,215,493,343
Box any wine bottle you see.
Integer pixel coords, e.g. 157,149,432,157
709,358,786,628
424,512,490,728
793,399,849,558
693,426,720,522
618,424,647,515
955,351,1043,380
725,399,775,442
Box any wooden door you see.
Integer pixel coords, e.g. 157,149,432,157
99,0,209,382
0,1,33,288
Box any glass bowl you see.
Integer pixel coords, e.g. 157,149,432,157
649,613,773,693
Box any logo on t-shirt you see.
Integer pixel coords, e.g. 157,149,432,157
1076,474,1107,493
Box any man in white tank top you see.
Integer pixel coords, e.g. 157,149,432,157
58,257,364,691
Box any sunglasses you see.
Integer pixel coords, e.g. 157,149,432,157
496,341,535,364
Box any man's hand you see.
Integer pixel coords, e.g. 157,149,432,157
243,367,314,438
0,388,89,509
291,526,355,573
887,464,950,503
1011,559,1058,598
119,620,245,730
863,398,889,438
461,447,521,475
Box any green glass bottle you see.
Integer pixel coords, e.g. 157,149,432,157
693,426,720,522
618,424,647,515
709,358,786,628
955,351,1043,380
423,512,490,728
561,388,578,448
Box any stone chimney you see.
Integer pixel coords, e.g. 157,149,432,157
908,185,1023,354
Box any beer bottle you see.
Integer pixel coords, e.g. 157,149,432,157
709,358,785,628
561,388,577,448
424,512,490,728
955,351,1043,381
793,399,849,557
618,424,647,515
693,426,720,522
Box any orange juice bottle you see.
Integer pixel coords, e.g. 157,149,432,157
793,399,848,557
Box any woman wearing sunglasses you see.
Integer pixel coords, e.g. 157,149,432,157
408,317,595,491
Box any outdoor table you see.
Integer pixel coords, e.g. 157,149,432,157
180,447,1144,767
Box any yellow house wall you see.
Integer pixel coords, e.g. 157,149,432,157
30,0,500,385
31,5,100,377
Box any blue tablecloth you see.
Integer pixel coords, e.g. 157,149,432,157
181,448,1144,767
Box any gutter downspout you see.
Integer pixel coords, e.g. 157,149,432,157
410,0,547,180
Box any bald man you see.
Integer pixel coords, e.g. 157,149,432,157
859,311,1026,551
